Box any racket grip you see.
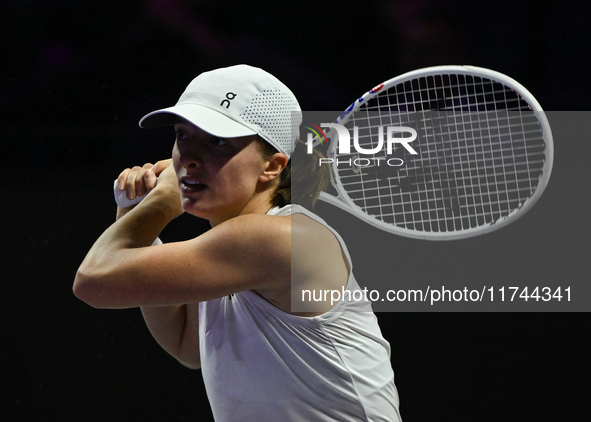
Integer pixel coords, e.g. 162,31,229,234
113,180,148,208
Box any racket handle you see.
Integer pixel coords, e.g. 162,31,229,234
113,180,162,246
113,180,148,208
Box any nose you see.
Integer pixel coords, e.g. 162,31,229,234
175,143,203,170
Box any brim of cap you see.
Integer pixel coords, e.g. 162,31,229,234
139,104,257,138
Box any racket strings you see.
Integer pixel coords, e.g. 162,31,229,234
335,74,547,232
371,74,531,113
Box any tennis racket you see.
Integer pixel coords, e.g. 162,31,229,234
309,65,553,240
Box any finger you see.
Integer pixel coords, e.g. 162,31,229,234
143,167,158,192
151,159,173,176
117,168,131,191
125,166,143,199
135,163,154,197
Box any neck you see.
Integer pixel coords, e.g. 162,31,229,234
209,190,275,227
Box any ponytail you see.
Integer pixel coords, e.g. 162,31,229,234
259,139,330,210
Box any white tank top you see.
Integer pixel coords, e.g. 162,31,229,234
198,205,402,421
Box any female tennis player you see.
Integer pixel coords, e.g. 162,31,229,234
74,65,401,422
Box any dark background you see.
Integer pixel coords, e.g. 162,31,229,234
2,0,590,421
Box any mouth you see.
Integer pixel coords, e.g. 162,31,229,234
180,178,207,193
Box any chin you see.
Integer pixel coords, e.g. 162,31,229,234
182,200,221,222
183,204,209,219
182,196,247,224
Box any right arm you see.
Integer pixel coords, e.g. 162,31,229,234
140,302,201,369
116,161,201,369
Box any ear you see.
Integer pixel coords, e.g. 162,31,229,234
259,153,288,183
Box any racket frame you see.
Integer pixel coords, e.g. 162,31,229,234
318,65,554,240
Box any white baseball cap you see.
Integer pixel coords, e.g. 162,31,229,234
139,64,301,158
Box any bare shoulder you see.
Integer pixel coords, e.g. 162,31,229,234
214,212,291,240
243,211,349,315
222,211,347,276
290,212,350,300
228,212,345,273
192,212,293,289
291,213,348,273
204,213,292,263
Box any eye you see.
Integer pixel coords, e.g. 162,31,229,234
211,136,227,146
175,129,188,141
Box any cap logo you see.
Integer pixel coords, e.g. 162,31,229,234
220,92,237,109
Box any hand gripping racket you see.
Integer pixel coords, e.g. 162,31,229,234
114,180,147,208
113,178,159,208
311,65,553,240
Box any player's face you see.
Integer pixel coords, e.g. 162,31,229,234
172,119,269,225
